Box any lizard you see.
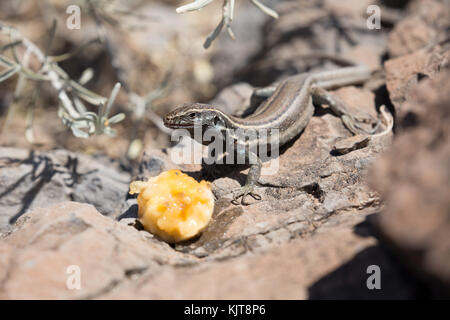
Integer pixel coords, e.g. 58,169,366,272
163,65,391,205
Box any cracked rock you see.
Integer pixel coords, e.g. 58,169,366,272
371,65,450,298
0,148,131,234
0,202,192,299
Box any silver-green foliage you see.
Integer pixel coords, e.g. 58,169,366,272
176,0,279,49
0,23,125,139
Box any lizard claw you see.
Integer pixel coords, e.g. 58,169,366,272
231,185,262,205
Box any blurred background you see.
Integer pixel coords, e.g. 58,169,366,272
0,0,280,162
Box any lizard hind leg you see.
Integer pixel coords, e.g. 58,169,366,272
338,104,393,136
341,114,380,135
311,86,379,136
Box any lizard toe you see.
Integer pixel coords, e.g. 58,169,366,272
231,186,262,205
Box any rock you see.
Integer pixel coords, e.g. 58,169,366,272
388,16,434,57
0,201,419,299
0,148,68,234
0,202,190,299
384,42,450,115
211,1,277,88
384,0,450,120
0,148,130,234
70,154,130,218
388,0,450,57
102,210,418,299
236,0,389,86
371,66,450,297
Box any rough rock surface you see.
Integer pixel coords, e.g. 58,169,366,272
0,148,130,235
384,0,450,117
384,43,449,116
0,202,419,299
106,210,418,299
371,66,450,297
0,202,192,299
387,0,450,57
235,0,389,86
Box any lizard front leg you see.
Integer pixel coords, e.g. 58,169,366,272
201,145,228,181
231,150,262,205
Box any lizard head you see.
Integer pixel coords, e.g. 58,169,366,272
164,103,228,131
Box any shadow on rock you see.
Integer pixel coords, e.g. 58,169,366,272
308,243,426,299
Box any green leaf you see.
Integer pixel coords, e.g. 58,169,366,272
70,80,107,106
71,126,90,139
250,0,279,19
103,126,117,136
0,65,20,82
104,82,121,118
107,112,126,124
73,97,87,114
25,107,35,144
78,68,94,85
204,17,224,49
20,67,49,81
0,55,14,67
0,40,22,53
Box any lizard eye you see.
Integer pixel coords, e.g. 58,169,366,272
188,112,196,118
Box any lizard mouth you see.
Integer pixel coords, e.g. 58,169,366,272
164,122,194,129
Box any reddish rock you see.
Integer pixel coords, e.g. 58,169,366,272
371,66,450,297
0,201,418,299
384,43,449,115
0,202,190,299
103,210,417,299
0,148,131,234
388,0,450,57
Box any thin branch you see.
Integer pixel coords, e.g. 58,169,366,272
176,0,279,49
0,22,125,139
